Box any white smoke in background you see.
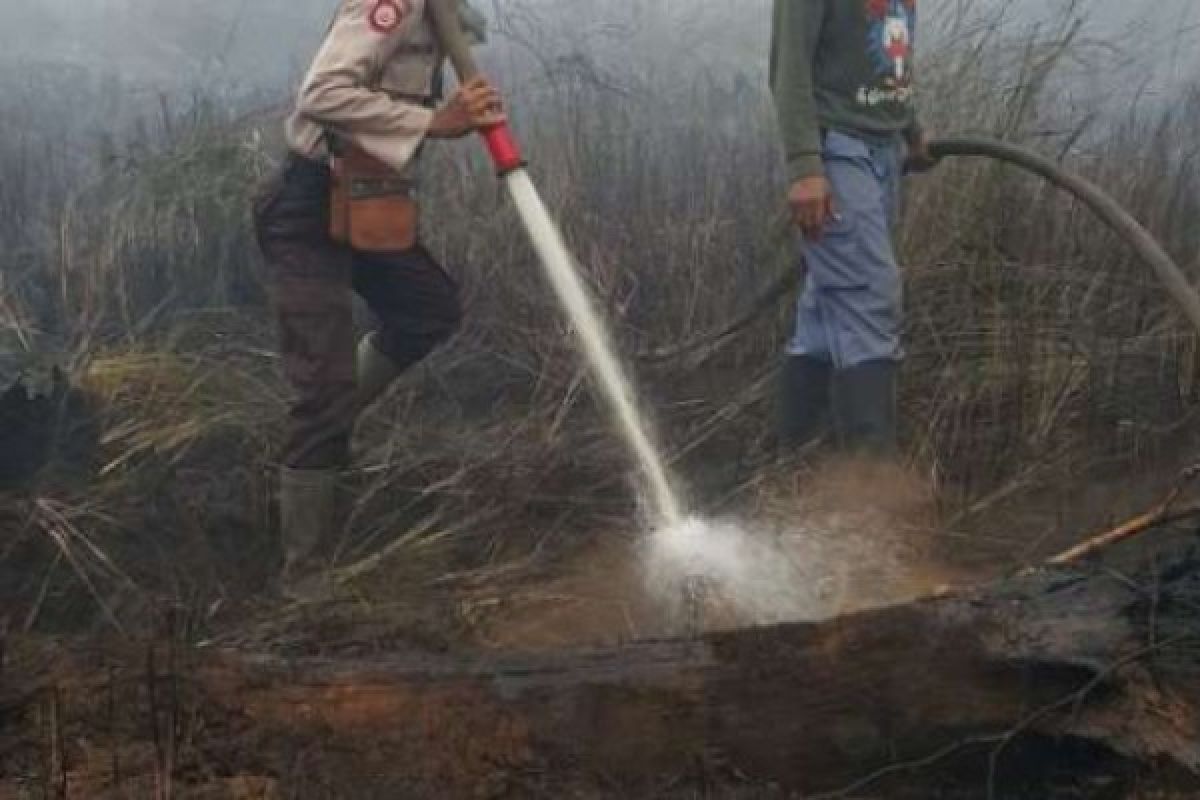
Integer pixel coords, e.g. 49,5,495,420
642,511,932,628
1,0,1194,96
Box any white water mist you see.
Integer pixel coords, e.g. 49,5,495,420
643,516,815,625
643,509,941,628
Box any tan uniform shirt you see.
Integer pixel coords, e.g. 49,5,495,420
285,0,443,174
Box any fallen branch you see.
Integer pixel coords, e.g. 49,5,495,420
1048,464,1200,566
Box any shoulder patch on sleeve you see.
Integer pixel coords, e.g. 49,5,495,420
367,0,410,34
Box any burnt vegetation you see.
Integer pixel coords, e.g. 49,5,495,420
1,1,1199,797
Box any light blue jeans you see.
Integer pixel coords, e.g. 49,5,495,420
787,129,903,369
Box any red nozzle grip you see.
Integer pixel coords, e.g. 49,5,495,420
481,123,524,174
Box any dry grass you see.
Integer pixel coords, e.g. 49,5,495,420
0,1,1197,637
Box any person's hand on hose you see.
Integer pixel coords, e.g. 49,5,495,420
788,175,837,241
904,129,938,174
429,76,506,139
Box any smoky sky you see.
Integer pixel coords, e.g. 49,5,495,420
0,0,1193,94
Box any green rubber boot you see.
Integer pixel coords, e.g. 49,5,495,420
355,332,402,415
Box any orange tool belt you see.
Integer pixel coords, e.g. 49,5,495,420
328,138,418,252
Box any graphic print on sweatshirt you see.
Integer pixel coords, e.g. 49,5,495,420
859,0,917,108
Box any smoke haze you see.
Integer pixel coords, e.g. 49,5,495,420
0,0,1192,94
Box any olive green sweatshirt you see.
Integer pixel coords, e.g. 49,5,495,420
770,0,923,182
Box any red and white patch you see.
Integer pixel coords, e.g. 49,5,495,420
367,0,408,33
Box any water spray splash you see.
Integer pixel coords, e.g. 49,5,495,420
505,174,744,635
432,0,946,640
500,134,930,637
643,516,817,626
642,504,948,631
505,171,684,527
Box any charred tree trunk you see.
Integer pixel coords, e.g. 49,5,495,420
2,558,1199,798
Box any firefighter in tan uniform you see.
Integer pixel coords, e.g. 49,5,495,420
254,0,502,596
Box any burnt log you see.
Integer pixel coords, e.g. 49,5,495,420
2,556,1199,798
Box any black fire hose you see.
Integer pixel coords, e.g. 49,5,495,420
639,135,1200,364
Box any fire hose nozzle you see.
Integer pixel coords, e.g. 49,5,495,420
481,123,524,175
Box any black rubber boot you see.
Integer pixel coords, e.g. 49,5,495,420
831,359,898,456
778,355,833,452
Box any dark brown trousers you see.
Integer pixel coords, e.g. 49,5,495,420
253,154,461,469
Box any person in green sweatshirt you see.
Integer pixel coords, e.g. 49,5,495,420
770,0,936,456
